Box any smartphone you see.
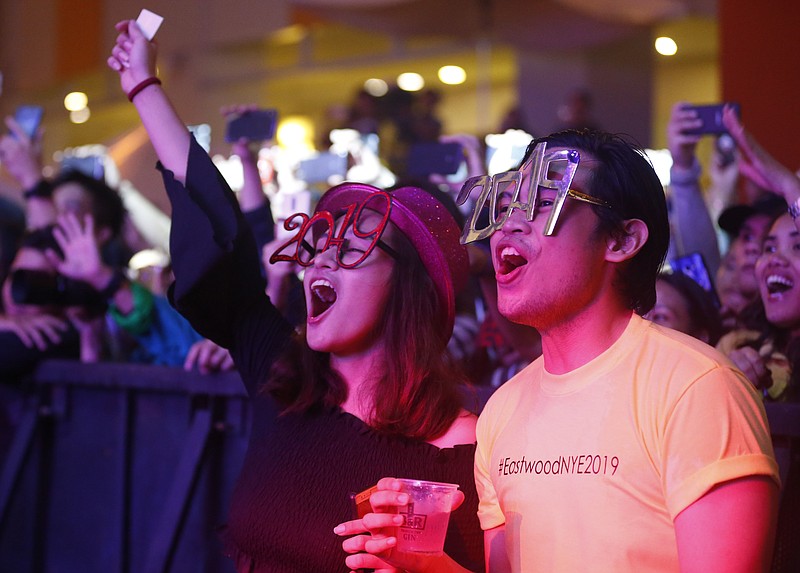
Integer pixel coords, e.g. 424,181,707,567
297,152,348,184
683,102,740,136
225,109,278,143
668,252,720,307
13,105,44,139
407,142,464,177
60,154,105,180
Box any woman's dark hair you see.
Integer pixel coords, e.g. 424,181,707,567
525,130,670,315
52,170,125,238
264,223,466,440
657,272,723,346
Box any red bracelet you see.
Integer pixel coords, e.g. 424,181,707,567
127,77,162,102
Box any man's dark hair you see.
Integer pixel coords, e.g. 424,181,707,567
526,129,670,314
51,170,125,238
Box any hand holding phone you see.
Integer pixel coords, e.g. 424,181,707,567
225,109,278,143
12,105,44,140
683,103,741,136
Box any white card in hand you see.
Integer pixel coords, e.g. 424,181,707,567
136,9,163,41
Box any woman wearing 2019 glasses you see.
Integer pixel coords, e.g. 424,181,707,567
108,18,484,573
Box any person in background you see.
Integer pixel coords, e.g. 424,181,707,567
714,105,800,401
645,271,723,346
0,117,126,372
554,88,600,132
108,19,484,572
715,196,786,331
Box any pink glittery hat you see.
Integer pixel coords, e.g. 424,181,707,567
316,182,469,336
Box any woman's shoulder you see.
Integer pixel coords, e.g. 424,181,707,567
426,408,477,449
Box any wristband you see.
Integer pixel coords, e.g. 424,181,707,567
789,197,800,220
669,158,701,186
127,77,161,102
23,179,54,200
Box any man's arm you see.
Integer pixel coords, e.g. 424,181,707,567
485,525,512,573
674,475,778,573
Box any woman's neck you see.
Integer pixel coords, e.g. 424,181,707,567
331,347,384,421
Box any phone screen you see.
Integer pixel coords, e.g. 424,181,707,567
407,142,463,177
668,252,720,307
684,103,740,136
225,110,278,143
14,105,44,139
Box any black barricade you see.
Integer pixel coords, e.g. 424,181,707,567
0,360,250,573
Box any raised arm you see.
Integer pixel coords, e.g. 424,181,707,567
106,16,290,361
0,116,56,229
723,105,800,231
107,19,190,182
666,102,721,276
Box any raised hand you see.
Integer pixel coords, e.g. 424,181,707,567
666,102,702,170
107,19,158,93
46,213,104,283
722,105,800,205
0,116,44,189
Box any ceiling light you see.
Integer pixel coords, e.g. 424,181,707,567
70,107,91,124
364,78,388,97
438,65,466,85
655,37,678,56
397,72,424,92
64,91,88,112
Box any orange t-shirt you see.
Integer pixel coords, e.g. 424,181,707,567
476,314,779,572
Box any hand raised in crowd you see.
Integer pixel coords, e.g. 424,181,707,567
0,314,68,350
221,104,273,212
183,338,234,374
722,105,800,206
107,19,158,93
707,137,739,212
334,477,465,573
220,104,260,158
666,102,703,170
0,116,44,189
430,133,484,193
45,213,106,288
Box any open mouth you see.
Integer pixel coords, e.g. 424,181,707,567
766,274,794,295
497,246,528,276
309,279,337,318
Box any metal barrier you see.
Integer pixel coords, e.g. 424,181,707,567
0,360,250,573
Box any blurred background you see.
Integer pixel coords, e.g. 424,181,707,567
0,0,798,213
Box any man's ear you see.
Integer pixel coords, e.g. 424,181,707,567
605,218,648,263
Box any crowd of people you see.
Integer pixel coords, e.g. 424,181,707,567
0,12,798,573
